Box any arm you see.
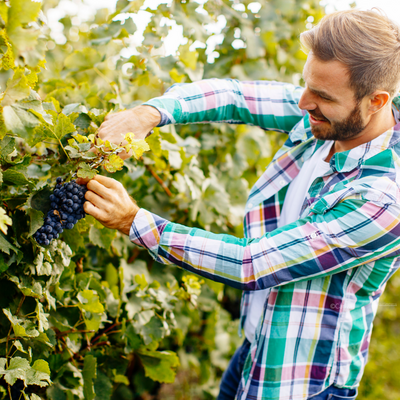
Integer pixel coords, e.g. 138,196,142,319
96,80,305,158
144,79,305,133
129,200,400,290
83,176,400,291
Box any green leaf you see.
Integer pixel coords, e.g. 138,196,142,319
137,350,180,383
93,371,113,400
7,0,42,32
2,168,31,186
125,324,142,350
61,225,85,252
0,356,30,386
55,112,76,140
89,226,116,250
77,162,98,180
83,355,97,400
26,359,51,387
64,48,102,71
73,113,92,129
78,290,105,313
0,232,19,255
2,93,43,138
27,208,43,237
1,68,31,107
113,374,129,385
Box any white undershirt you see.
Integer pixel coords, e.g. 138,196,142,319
244,140,334,343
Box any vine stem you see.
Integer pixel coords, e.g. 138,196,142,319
145,164,172,197
48,126,71,161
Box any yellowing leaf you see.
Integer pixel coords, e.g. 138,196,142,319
1,68,30,107
179,43,198,70
169,68,185,83
103,154,124,173
0,207,12,234
74,133,89,143
78,289,105,313
124,133,150,159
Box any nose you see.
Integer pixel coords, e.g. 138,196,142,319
298,88,317,111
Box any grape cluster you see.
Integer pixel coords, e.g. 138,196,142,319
34,177,87,246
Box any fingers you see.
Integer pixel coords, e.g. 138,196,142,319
83,200,106,220
93,174,122,190
85,190,108,209
86,179,110,199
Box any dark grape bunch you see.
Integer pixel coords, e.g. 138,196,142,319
34,177,87,246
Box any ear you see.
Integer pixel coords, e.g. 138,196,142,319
368,91,391,115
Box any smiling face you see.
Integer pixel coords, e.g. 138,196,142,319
298,53,369,141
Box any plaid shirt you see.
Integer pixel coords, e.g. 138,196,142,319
130,79,400,400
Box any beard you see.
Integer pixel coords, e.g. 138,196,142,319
309,102,366,141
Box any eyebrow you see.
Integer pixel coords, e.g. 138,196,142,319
307,87,338,102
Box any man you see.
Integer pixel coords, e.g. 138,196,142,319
82,9,400,400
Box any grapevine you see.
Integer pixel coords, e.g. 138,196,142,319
33,132,150,246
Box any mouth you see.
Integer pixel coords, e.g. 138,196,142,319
309,113,328,125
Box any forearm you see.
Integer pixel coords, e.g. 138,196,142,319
144,79,305,132
130,201,400,291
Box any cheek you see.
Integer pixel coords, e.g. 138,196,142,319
320,105,347,122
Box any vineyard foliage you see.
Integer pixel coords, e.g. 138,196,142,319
0,0,399,399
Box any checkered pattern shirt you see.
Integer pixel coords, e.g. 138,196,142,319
130,79,400,399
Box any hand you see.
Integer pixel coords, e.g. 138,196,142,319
83,175,140,235
97,105,161,160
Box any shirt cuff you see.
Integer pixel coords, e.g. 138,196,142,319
129,208,169,257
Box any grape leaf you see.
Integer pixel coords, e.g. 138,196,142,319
78,290,105,313
137,350,180,383
83,355,97,400
89,226,116,250
2,168,31,186
0,356,30,386
103,154,124,173
7,0,42,32
55,112,76,139
0,207,12,234
77,162,98,179
2,93,44,138
27,208,43,237
1,68,30,107
0,232,19,255
64,48,102,71
93,372,113,400
26,359,51,387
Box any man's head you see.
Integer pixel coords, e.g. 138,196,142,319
298,9,400,141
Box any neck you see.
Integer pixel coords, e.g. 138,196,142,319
325,104,396,163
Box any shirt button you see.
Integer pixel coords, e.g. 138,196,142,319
248,202,253,209
279,179,286,186
310,232,317,239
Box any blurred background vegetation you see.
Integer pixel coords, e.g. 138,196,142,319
1,0,399,398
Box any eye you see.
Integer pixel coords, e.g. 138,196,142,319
320,95,331,101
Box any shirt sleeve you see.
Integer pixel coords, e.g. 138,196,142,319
129,200,400,291
143,79,305,133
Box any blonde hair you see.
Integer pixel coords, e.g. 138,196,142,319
300,9,400,100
